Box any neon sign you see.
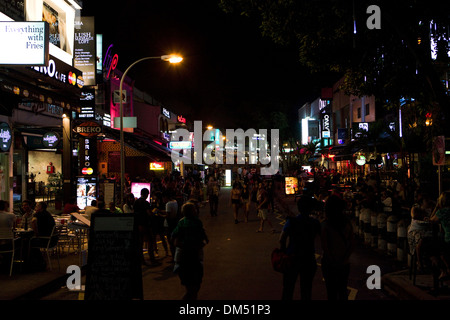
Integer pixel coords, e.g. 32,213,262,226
150,162,164,170
177,115,186,123
103,44,118,79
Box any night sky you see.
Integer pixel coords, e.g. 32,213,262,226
81,0,335,129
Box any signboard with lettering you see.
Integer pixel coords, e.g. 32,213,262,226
0,21,49,66
0,122,12,152
74,16,96,87
85,214,143,300
74,121,102,137
169,141,192,149
42,131,60,148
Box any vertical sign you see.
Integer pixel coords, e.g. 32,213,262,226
74,16,96,86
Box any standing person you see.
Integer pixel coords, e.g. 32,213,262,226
133,188,158,265
172,202,209,300
164,192,179,258
230,182,242,224
429,191,450,280
320,195,355,300
279,196,321,300
123,194,135,213
207,177,220,217
256,182,275,233
241,182,251,222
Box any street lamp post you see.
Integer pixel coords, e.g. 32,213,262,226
119,54,182,204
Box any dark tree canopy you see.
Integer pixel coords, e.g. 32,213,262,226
220,0,450,135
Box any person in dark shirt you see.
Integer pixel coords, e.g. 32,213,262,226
172,202,209,300
29,202,57,270
133,188,158,265
31,202,55,239
279,195,321,300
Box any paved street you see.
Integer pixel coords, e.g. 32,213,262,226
41,185,398,301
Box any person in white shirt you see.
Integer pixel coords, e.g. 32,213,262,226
164,193,179,257
0,200,15,229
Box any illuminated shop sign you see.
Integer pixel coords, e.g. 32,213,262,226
0,21,49,66
162,108,171,119
322,113,331,138
0,122,12,152
150,162,164,170
74,121,102,137
42,131,60,148
169,141,192,149
30,56,84,88
103,44,118,80
79,137,97,176
177,115,186,123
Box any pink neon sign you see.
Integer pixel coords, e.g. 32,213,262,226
103,44,118,79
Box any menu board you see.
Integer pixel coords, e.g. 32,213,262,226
85,214,143,300
285,177,299,195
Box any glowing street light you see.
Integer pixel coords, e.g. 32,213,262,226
119,54,182,204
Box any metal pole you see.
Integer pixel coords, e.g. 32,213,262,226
119,56,161,205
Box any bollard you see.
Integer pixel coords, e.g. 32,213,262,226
377,212,387,253
370,211,378,248
387,215,399,256
397,219,408,262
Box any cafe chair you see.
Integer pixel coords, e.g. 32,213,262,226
0,227,17,276
29,225,60,271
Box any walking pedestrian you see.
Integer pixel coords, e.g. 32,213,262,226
230,182,242,224
134,188,158,265
207,176,219,217
172,202,209,300
256,182,275,233
320,195,355,300
279,195,321,300
241,182,251,222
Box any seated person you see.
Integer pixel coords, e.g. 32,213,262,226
108,202,123,214
0,200,15,249
31,202,57,247
0,200,15,229
63,197,80,216
84,200,98,220
20,200,35,230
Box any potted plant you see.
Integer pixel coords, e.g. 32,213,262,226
48,172,63,210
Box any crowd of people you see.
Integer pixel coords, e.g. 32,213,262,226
4,164,450,300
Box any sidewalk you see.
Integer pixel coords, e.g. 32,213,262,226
3,183,450,300
274,183,450,301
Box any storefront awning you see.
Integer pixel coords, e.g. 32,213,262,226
102,127,172,162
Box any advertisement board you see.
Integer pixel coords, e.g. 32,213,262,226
25,0,76,66
0,21,49,66
74,16,96,86
77,176,97,210
131,182,151,201
285,177,298,195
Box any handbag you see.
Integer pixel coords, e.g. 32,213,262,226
271,248,294,273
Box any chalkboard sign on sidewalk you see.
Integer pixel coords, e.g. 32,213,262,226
85,213,143,300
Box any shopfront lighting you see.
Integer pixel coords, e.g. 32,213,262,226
119,54,183,204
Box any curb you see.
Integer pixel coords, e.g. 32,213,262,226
381,271,439,300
